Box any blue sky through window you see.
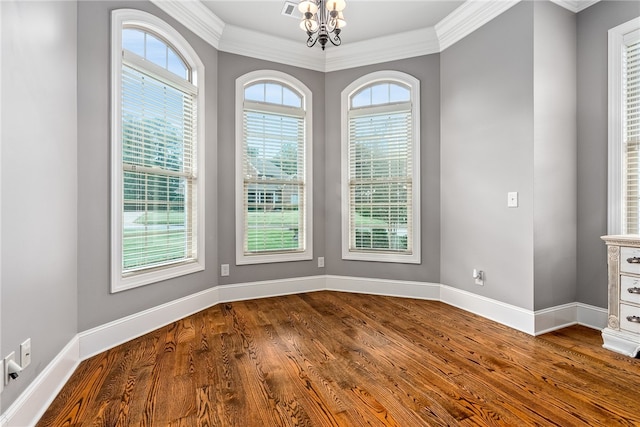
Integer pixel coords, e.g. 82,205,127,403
122,28,188,80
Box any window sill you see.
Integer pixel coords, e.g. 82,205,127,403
111,260,205,293
342,250,421,264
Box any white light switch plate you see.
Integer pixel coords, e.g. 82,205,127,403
507,191,518,208
21,339,31,369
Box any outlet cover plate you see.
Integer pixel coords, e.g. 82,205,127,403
21,338,31,368
4,352,15,385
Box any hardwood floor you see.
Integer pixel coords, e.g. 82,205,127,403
38,291,640,426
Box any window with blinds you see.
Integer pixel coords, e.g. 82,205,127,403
342,72,420,263
236,72,313,264
111,10,205,292
624,30,640,233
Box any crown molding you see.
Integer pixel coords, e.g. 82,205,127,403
219,24,326,72
549,0,600,13
150,0,225,49
324,27,440,72
435,0,521,51
152,0,599,72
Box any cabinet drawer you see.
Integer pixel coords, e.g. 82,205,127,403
619,247,640,274
620,303,640,335
620,275,640,304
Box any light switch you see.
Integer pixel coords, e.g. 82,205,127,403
507,191,518,208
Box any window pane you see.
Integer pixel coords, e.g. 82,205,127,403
245,83,265,102
122,171,188,270
122,67,189,173
243,105,305,254
349,108,412,253
625,38,640,233
371,83,390,105
352,87,371,108
122,28,144,57
145,33,168,69
283,87,302,108
265,83,283,105
121,64,196,272
167,48,188,80
390,84,410,103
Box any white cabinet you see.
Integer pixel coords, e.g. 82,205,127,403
601,235,640,357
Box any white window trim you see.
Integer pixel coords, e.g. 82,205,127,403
235,70,313,265
111,9,205,292
341,70,421,263
608,17,640,234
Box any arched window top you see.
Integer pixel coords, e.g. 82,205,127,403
351,81,410,109
122,27,189,80
244,81,303,109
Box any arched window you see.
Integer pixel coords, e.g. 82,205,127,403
111,10,205,292
236,71,313,264
342,71,421,263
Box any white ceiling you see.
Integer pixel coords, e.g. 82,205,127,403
151,0,600,72
202,1,465,45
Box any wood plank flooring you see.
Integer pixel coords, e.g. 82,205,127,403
37,291,640,426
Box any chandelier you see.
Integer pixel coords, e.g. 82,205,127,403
298,0,347,50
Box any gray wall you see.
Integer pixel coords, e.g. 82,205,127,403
533,1,577,310
324,56,441,283
576,0,640,308
441,2,535,309
1,0,78,410
217,52,326,285
77,1,219,331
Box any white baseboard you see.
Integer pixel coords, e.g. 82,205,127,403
577,303,607,330
1,336,80,427
217,275,326,304
79,275,326,360
440,285,536,334
325,275,440,300
1,274,609,426
79,285,221,360
535,303,580,335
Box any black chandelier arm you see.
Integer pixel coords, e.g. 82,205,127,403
306,34,318,48
300,0,345,49
330,30,342,47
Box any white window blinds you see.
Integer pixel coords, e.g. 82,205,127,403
348,104,413,253
624,31,640,233
242,105,306,254
240,80,307,257
120,42,198,273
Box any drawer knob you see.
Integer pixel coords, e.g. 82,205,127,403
628,287,640,294
627,315,640,324
627,257,640,264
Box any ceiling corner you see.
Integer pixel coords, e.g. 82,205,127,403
436,0,521,52
150,0,225,49
549,0,601,13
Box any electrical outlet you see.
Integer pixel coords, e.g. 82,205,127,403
318,256,325,268
473,269,485,286
21,339,31,369
4,352,15,386
221,264,229,277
